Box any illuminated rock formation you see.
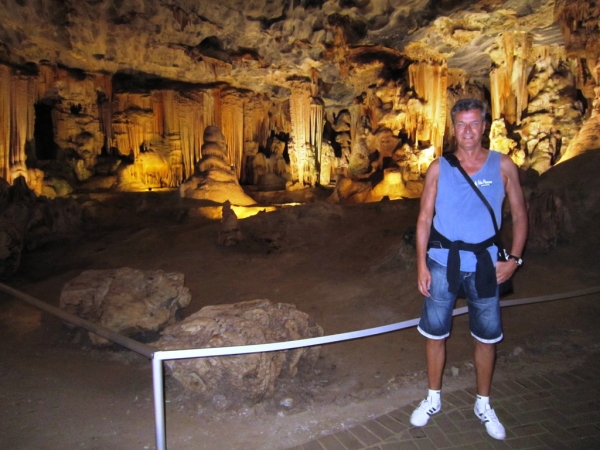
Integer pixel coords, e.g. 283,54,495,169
59,268,192,346
0,0,597,204
408,62,448,155
156,299,323,405
319,140,336,186
553,0,600,164
179,125,256,206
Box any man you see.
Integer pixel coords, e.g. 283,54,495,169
410,98,528,440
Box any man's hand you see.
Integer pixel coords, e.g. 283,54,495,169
496,260,518,284
418,266,432,297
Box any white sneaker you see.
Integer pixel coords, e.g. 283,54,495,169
475,404,506,440
410,397,441,427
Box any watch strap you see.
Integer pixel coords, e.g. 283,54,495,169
507,254,522,266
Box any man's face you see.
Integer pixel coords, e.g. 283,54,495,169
453,109,486,152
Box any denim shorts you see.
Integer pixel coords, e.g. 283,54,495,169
417,256,503,343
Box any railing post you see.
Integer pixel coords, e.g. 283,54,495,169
152,355,167,450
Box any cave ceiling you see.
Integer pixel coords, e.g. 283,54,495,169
0,0,564,102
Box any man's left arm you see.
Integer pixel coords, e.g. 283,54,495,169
497,155,528,283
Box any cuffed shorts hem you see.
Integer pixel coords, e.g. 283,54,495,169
418,325,449,340
471,331,503,344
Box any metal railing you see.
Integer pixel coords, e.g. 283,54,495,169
1,281,599,450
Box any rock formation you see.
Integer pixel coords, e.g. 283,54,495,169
0,176,82,278
527,149,600,251
156,299,323,406
0,0,597,202
179,125,256,206
217,201,244,246
59,268,192,346
0,1,596,234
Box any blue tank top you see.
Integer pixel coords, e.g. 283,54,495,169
428,150,505,271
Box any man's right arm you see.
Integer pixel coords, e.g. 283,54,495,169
416,159,439,297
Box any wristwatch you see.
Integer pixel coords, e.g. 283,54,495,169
507,254,523,266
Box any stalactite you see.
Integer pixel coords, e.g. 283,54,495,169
36,64,56,101
554,0,600,111
275,99,293,136
349,103,362,145
179,89,210,181
243,94,272,151
10,73,35,181
408,62,447,155
113,87,220,187
97,93,113,154
555,0,600,40
405,98,424,145
0,65,11,182
221,89,245,179
113,93,154,161
490,32,532,125
152,89,178,186
93,73,113,155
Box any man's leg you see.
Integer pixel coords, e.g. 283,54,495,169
473,340,506,440
474,340,495,396
410,337,446,427
426,337,446,390
412,257,454,427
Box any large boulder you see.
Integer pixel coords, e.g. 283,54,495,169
527,149,600,251
0,218,22,279
0,176,83,278
59,268,191,346
156,299,323,407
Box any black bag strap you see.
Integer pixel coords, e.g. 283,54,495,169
443,153,506,260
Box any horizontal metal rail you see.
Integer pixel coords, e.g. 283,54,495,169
2,281,599,450
0,282,155,358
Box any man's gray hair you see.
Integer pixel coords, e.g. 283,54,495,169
450,98,489,124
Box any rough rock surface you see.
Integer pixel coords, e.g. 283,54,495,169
156,299,323,407
0,177,82,278
527,149,600,251
217,201,243,246
59,268,192,346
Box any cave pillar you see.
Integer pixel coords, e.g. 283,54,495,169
290,83,315,185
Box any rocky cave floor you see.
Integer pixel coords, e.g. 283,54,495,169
1,188,599,450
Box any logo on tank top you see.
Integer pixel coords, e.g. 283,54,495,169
475,179,492,187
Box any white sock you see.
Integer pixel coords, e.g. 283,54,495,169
476,395,490,412
428,389,441,407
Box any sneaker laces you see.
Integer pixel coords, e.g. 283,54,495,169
416,397,440,415
481,405,500,424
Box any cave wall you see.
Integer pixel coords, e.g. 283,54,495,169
0,0,598,198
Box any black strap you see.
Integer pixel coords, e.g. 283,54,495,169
443,153,506,260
